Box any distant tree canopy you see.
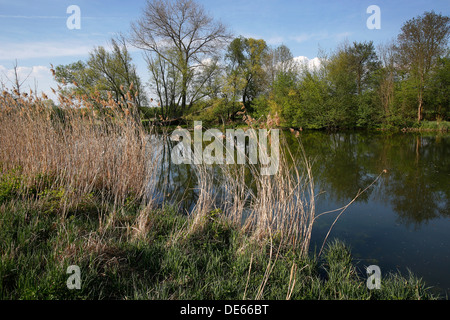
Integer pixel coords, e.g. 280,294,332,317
53,2,449,129
394,11,450,123
55,37,146,118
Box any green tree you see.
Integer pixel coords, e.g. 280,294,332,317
325,44,358,127
348,41,381,127
296,68,330,129
54,60,96,97
55,37,146,117
268,71,299,126
394,11,450,123
426,56,450,120
221,37,247,119
376,41,397,125
348,41,380,96
315,41,381,128
88,38,146,109
265,45,300,125
225,37,270,110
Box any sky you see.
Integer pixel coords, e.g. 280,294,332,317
0,0,449,101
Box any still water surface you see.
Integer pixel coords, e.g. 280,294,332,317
150,130,450,295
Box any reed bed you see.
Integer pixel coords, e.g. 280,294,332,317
217,135,315,256
0,89,154,211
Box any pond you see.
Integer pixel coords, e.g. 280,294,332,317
149,129,450,296
300,131,449,296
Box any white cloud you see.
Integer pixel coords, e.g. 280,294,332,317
0,41,93,61
1,64,56,99
336,32,352,40
1,65,51,82
293,56,321,70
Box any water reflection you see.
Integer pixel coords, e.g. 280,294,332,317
293,132,450,227
293,131,449,294
147,130,450,293
149,130,449,226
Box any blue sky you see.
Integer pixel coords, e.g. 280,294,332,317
0,0,449,100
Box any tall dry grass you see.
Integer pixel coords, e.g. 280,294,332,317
201,114,316,299
187,113,317,259
218,136,316,256
0,89,156,211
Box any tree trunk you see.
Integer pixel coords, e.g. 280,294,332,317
181,72,188,116
417,72,424,123
417,98,423,123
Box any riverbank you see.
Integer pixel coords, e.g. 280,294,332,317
0,169,439,300
145,118,450,135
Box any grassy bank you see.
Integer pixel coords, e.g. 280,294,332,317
147,117,450,135
407,120,450,132
0,175,437,300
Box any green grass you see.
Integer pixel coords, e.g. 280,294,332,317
0,172,439,300
417,120,450,131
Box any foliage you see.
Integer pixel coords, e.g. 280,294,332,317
394,11,450,122
0,169,23,204
8,4,450,130
224,37,270,111
55,37,146,120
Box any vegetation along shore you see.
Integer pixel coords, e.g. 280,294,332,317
1,0,449,300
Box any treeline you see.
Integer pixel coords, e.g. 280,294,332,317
53,0,449,129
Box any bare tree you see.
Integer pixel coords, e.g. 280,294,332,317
1,59,32,96
131,0,231,115
145,49,182,118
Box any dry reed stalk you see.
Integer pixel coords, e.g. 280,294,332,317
286,262,298,300
187,163,217,233
194,119,317,257
0,88,156,214
316,170,386,257
2,89,325,300
242,133,316,256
